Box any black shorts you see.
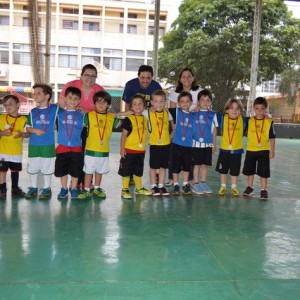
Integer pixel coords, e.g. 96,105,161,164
149,144,170,169
242,150,270,178
215,152,242,176
118,153,145,177
54,152,84,178
171,143,192,173
0,161,22,172
191,147,213,166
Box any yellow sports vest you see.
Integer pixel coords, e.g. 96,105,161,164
86,111,115,153
247,117,272,151
220,115,244,150
0,114,27,156
148,109,171,146
125,114,148,151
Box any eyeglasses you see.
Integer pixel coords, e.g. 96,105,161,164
83,74,97,79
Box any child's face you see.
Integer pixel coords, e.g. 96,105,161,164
33,87,49,105
198,95,211,110
226,103,241,119
3,98,20,115
130,98,145,115
178,96,192,111
65,93,80,110
254,104,267,119
151,95,165,112
95,99,109,113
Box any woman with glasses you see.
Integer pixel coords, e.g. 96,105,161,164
59,64,104,113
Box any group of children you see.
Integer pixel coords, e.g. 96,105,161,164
0,83,275,201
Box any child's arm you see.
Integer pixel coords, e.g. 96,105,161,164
269,138,275,158
26,126,45,136
120,129,128,158
212,127,217,153
114,110,133,118
13,131,30,139
169,120,175,140
0,130,12,137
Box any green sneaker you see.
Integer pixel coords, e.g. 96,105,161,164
39,187,52,200
92,188,106,199
121,188,132,199
77,190,92,200
135,187,152,196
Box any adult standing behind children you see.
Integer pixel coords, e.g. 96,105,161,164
122,65,162,110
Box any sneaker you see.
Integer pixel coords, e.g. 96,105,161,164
231,187,240,197
165,180,174,187
182,184,192,195
260,190,268,200
25,187,38,199
92,188,106,199
135,187,152,196
70,188,78,200
160,186,170,196
121,188,132,199
218,186,226,196
151,186,161,197
11,187,25,197
39,187,52,200
57,188,68,200
77,190,92,200
0,189,7,199
171,184,180,195
201,182,212,194
193,183,204,195
243,186,254,197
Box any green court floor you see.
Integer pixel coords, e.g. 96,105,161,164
0,134,299,299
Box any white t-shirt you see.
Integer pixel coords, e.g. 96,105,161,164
169,87,202,111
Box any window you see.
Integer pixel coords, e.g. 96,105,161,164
62,8,79,14
103,57,122,71
13,44,31,51
59,46,78,53
126,50,144,57
0,42,9,49
103,49,122,56
127,25,137,34
0,51,8,64
12,81,31,87
82,47,101,55
81,56,100,67
126,58,144,71
83,9,100,16
149,14,166,21
58,54,77,68
13,52,31,65
128,13,137,19
148,26,165,36
23,17,41,27
83,21,100,31
0,4,9,9
62,20,78,30
0,16,9,25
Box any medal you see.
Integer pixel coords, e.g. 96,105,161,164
158,139,162,144
134,115,145,150
139,143,143,148
182,137,186,141
257,143,261,148
5,114,18,133
68,141,71,146
154,111,165,146
4,124,10,129
227,115,238,150
255,117,265,150
199,138,204,142
96,112,108,146
100,141,104,145
228,144,232,149
65,110,77,147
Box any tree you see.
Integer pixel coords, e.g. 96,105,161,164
158,0,300,112
279,66,300,104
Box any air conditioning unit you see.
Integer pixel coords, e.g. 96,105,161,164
0,67,6,77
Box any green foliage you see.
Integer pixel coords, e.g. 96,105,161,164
158,0,300,112
279,67,300,104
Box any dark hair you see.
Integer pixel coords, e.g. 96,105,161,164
197,89,212,101
81,64,97,77
33,83,53,101
93,91,111,106
253,97,268,108
138,65,153,76
224,99,243,113
129,94,146,109
2,94,20,104
65,86,81,99
175,68,199,93
178,91,193,102
152,89,166,100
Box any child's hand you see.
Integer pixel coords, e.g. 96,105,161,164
34,129,46,136
120,149,126,158
212,145,217,153
1,130,12,137
269,152,275,159
13,131,23,139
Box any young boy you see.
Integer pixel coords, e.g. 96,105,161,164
55,87,85,200
0,95,29,199
118,94,152,199
78,91,121,200
144,90,174,196
242,97,276,200
171,91,194,196
25,84,59,200
192,89,218,195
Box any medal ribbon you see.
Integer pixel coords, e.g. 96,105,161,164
255,117,265,146
6,115,18,133
181,110,191,140
65,110,77,144
198,110,209,141
96,112,108,143
154,110,165,141
36,105,49,132
227,115,239,146
134,115,144,146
